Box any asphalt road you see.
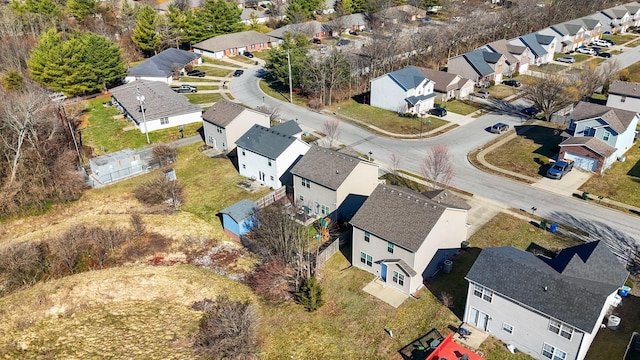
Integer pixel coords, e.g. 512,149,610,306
229,66,640,247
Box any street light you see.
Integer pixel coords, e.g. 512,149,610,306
136,86,150,144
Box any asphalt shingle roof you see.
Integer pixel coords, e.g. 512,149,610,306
350,185,450,253
235,124,299,159
570,17,601,31
267,21,332,39
516,33,552,58
193,31,274,52
128,48,200,78
559,136,616,157
570,101,636,134
387,66,429,91
422,189,470,210
290,146,367,190
417,68,465,92
466,242,627,332
406,93,436,105
202,100,248,127
110,80,201,125
462,50,496,76
609,80,640,99
219,199,257,223
271,120,302,137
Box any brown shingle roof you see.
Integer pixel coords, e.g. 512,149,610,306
609,80,640,99
202,100,248,127
571,101,636,134
290,146,368,190
417,67,461,92
422,189,471,210
350,185,449,253
382,259,418,277
193,31,274,52
559,137,616,157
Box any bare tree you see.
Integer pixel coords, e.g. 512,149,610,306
322,119,341,149
130,213,146,236
388,151,401,184
0,241,50,295
151,143,177,166
522,73,579,121
255,104,281,123
133,174,184,211
419,144,454,190
248,205,308,267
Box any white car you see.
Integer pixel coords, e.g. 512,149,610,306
576,47,596,55
591,40,611,47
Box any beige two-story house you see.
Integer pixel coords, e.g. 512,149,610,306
202,100,270,152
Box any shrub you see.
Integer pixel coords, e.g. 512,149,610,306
245,260,296,304
133,174,184,210
0,241,50,295
151,143,177,167
296,276,324,312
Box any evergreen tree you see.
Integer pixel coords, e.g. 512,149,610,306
296,277,324,312
285,0,323,22
67,0,97,22
264,32,309,89
24,0,61,17
184,0,243,44
132,5,161,55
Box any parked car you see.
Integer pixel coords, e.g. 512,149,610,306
591,46,602,53
520,107,539,116
591,40,611,47
576,47,596,55
475,89,490,98
602,38,616,45
313,37,322,44
557,56,576,63
430,107,447,117
503,79,522,87
243,51,254,58
336,39,351,46
546,159,574,179
171,84,198,93
598,52,612,58
186,70,206,77
490,122,509,134
233,69,244,77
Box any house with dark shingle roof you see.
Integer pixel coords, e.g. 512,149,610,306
509,33,557,65
235,122,310,189
290,146,379,222
464,241,628,360
558,101,639,174
447,49,506,87
417,68,474,100
110,80,202,134
351,185,469,296
592,5,632,33
606,80,640,113
193,31,275,59
218,199,258,240
125,48,201,85
568,17,603,45
482,39,531,76
267,21,333,41
202,100,270,152
370,66,436,116
538,22,587,53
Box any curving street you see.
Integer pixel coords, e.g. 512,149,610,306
228,57,640,246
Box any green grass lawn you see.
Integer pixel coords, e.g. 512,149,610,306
484,122,566,179
626,38,640,47
531,63,568,73
488,84,519,100
82,97,203,155
177,77,221,83
579,143,640,207
194,65,232,77
191,85,219,91
602,33,639,45
435,99,483,115
184,92,223,104
202,56,243,68
230,55,257,64
623,62,640,82
332,99,448,135
259,77,308,106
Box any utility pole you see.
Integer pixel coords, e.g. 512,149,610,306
136,86,151,144
287,49,293,104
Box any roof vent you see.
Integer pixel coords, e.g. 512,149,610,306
336,170,339,174
544,286,548,291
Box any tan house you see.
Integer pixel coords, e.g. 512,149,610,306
290,146,379,222
483,39,531,76
192,31,275,59
447,49,507,87
417,68,474,100
351,185,469,296
202,100,270,152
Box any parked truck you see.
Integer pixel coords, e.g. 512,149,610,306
546,159,574,179
171,84,198,93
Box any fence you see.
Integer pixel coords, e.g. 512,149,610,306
255,186,287,209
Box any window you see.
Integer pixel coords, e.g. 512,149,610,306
160,117,169,125
360,252,372,266
216,126,223,133
502,323,513,334
387,242,394,253
392,271,405,286
301,178,310,188
473,284,493,303
603,131,610,141
242,150,246,156
548,319,573,340
208,136,214,144
364,231,370,243
268,159,272,166
270,176,274,180
242,164,246,169
315,202,320,214
321,205,328,215
621,95,626,103
299,195,304,201
542,343,567,360
583,126,591,136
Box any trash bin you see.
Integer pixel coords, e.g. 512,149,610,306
443,260,453,273
620,286,631,297
540,219,547,230
461,241,470,249
582,191,589,200
549,223,558,233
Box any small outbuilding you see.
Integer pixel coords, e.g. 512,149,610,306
89,149,143,185
219,199,258,240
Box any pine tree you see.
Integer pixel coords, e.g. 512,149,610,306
264,32,310,89
296,277,324,312
24,0,61,17
184,0,243,44
67,0,97,22
132,5,161,55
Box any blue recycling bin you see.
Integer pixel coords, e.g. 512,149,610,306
549,223,558,233
620,286,631,297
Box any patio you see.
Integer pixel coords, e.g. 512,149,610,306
362,278,409,308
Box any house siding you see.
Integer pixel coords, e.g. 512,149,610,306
203,110,270,152
447,56,481,83
464,283,584,360
125,75,172,84
293,174,337,217
576,291,618,360
607,93,640,113
239,140,309,189
137,111,202,133
370,74,409,112
335,162,379,214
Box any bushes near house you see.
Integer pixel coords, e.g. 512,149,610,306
296,276,324,312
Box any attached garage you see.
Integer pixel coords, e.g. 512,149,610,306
563,152,598,172
558,136,616,175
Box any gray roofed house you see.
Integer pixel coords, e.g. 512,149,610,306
271,120,303,138
267,21,333,40
607,80,640,112
511,32,556,65
417,68,475,100
351,184,469,297
125,48,201,84
202,100,270,152
110,80,202,134
464,242,627,360
370,66,436,116
447,49,507,86
327,13,369,34
236,124,298,159
193,31,275,59
483,39,531,76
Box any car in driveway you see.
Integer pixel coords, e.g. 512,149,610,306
233,69,244,77
576,47,596,55
503,79,522,87
520,107,539,116
591,40,611,47
186,70,206,77
546,160,574,179
243,51,254,58
430,107,447,117
598,52,612,58
336,39,351,46
475,89,490,98
557,56,576,63
601,38,616,45
490,122,509,134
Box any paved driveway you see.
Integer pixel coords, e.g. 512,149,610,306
532,169,593,197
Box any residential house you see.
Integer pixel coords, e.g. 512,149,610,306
464,241,628,360
483,39,531,76
569,17,603,45
370,66,436,116
351,185,469,296
267,21,333,42
374,5,427,26
154,0,201,13
193,31,275,59
235,122,310,189
125,48,201,84
89,149,143,185
607,80,640,113
624,2,640,27
559,101,639,173
417,68,474,100
327,13,369,34
510,33,557,65
110,80,202,133
290,146,379,222
591,6,631,34
447,49,507,87
202,99,270,152
538,22,587,53
241,8,270,25
219,199,258,240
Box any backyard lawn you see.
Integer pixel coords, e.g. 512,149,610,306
487,84,519,100
602,33,639,45
484,122,566,179
530,63,567,73
184,92,223,104
434,99,483,115
230,54,257,64
194,65,232,77
623,62,640,82
81,97,203,155
332,99,448,135
579,143,640,208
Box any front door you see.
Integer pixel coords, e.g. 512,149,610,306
380,263,387,281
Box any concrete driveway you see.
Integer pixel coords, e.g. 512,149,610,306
532,169,593,196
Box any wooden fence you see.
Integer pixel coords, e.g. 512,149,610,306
255,186,286,209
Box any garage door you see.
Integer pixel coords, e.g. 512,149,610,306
564,152,597,172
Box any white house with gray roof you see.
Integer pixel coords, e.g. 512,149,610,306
351,185,469,296
591,6,632,34
235,122,310,189
202,100,270,152
125,48,201,85
370,66,436,116
538,22,587,53
110,80,202,133
290,146,379,222
510,33,557,65
607,80,640,113
464,241,628,360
